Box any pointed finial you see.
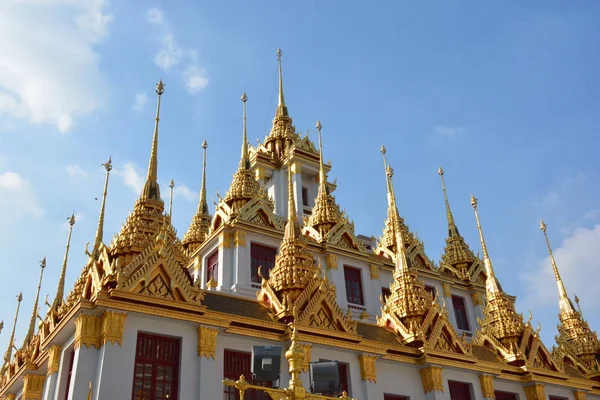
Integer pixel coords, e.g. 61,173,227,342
24,258,46,347
574,294,583,315
92,157,112,257
540,219,574,313
240,92,250,170
316,120,328,195
275,48,288,117
438,166,458,234
380,145,398,213
141,80,164,201
168,179,175,218
53,213,76,312
199,139,208,213
471,195,501,293
3,293,22,368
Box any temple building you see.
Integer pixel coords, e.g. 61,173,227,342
0,49,599,400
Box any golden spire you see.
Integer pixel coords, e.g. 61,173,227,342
275,48,288,118
23,258,46,347
285,166,299,239
91,157,112,258
540,220,574,314
168,179,175,218
471,195,501,294
141,80,164,202
438,168,475,277
223,93,272,213
2,293,22,370
52,213,75,312
377,146,405,254
183,140,212,252
306,121,343,238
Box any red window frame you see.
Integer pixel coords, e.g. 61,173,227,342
451,295,470,331
344,266,364,305
495,391,518,400
251,243,277,283
223,350,270,400
384,394,409,400
448,380,472,400
381,287,391,301
207,251,219,283
131,332,180,400
64,350,75,400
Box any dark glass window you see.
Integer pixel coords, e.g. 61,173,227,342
452,295,470,331
251,243,277,283
424,285,436,298
495,391,518,400
448,381,472,400
207,251,219,283
64,350,75,400
344,266,364,305
131,333,180,400
382,287,391,301
301,187,309,207
384,395,409,400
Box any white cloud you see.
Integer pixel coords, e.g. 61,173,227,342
119,162,145,194
432,126,464,141
66,164,89,181
0,171,45,220
0,0,113,133
173,184,198,202
520,223,600,315
147,7,208,94
132,92,149,112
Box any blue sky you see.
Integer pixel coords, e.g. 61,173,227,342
1,0,599,353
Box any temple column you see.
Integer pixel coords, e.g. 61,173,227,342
471,291,485,322
574,390,587,400
479,374,496,400
94,312,128,399
358,354,378,400
442,284,458,327
42,345,61,400
197,326,220,400
524,383,545,400
290,162,302,218
419,365,444,400
68,314,102,400
218,231,234,291
23,374,46,400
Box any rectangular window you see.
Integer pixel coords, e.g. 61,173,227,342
381,287,391,301
425,285,436,298
452,295,470,331
344,266,364,305
207,251,219,283
223,350,269,400
64,350,75,400
448,381,472,400
131,333,180,400
384,395,409,400
319,359,350,396
251,243,277,283
549,397,567,400
302,187,309,207
495,391,518,400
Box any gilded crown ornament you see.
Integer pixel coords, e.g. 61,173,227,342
183,139,212,253
541,220,600,372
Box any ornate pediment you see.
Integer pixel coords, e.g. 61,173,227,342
213,196,284,231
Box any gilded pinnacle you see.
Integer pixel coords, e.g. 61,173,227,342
141,80,164,201
202,139,208,149
438,166,444,176
183,139,212,252
381,145,386,155
241,92,247,103
316,120,322,131
3,293,22,369
53,213,75,311
540,220,574,315
24,259,46,348
156,79,165,95
92,157,112,257
169,179,174,189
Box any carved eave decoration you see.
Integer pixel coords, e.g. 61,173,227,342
258,268,357,334
303,214,366,253
213,196,285,232
116,230,203,305
552,345,594,376
439,256,487,285
376,237,437,273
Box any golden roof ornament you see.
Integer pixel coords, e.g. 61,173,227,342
471,195,525,354
306,121,344,237
141,79,164,202
263,48,299,160
1,293,22,374
223,92,273,214
437,167,476,278
22,258,46,348
91,157,112,259
168,179,175,219
183,139,212,253
52,213,75,312
541,220,600,370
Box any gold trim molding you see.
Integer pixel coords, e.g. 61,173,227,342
574,390,586,400
234,230,246,247
479,374,495,400
299,344,312,373
22,374,46,400
471,291,482,306
442,283,452,298
75,314,103,349
46,345,62,376
102,311,127,346
420,365,443,393
524,383,545,400
4,394,16,400
197,326,219,359
369,264,379,280
325,253,337,270
358,353,377,383
219,231,232,249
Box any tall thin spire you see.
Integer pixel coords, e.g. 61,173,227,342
182,140,211,253
240,92,249,170
200,140,208,213
23,258,46,347
275,48,288,117
377,145,404,254
2,293,22,371
285,165,298,239
168,179,175,218
92,157,112,257
438,167,459,235
388,167,410,277
540,220,575,314
471,195,501,294
316,120,327,195
141,80,164,201
53,214,75,312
